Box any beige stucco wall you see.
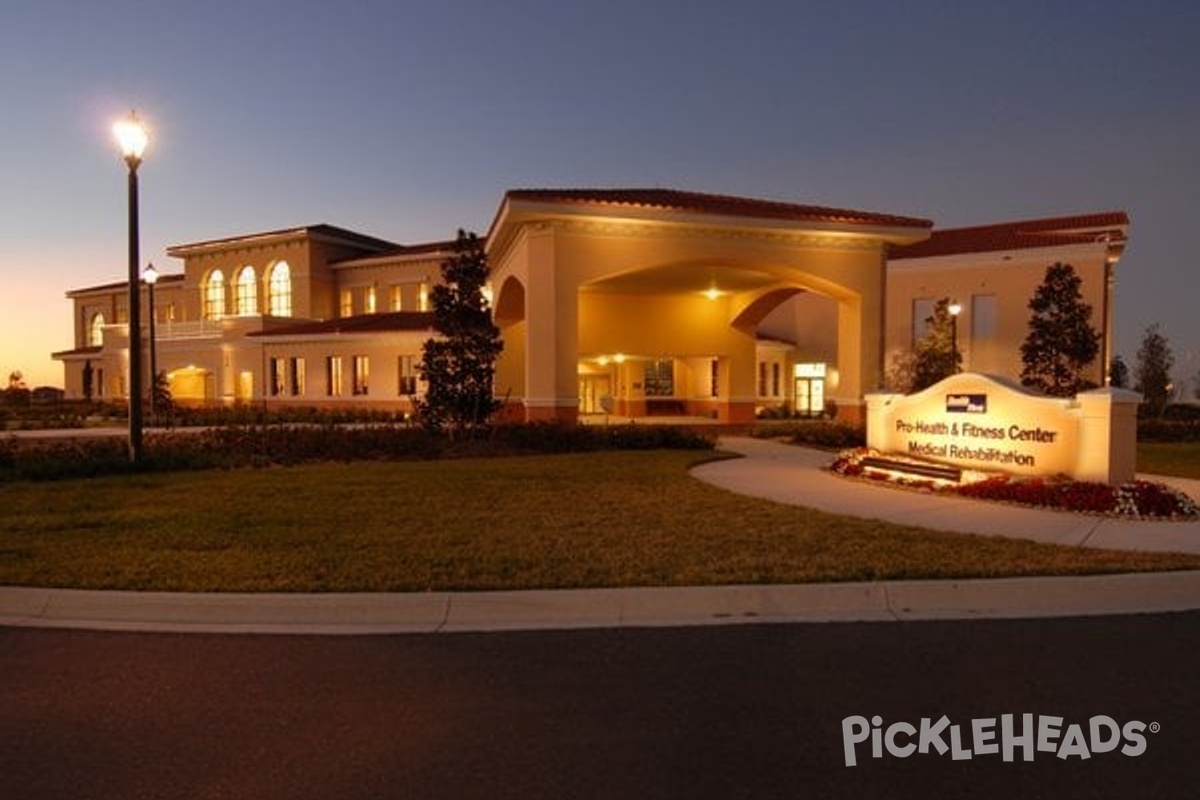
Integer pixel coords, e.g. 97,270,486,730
885,243,1112,386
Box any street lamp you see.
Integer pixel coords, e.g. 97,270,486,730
948,301,962,373
114,112,148,462
143,262,159,421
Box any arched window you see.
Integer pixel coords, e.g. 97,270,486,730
88,312,106,347
204,270,226,320
235,266,257,316
267,262,292,317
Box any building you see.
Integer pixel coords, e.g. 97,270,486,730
52,189,1129,424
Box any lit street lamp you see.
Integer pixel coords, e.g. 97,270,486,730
143,262,159,421
114,112,148,462
948,301,962,372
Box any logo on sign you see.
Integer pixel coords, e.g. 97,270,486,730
946,394,987,414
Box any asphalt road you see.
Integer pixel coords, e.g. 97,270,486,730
2,613,1197,799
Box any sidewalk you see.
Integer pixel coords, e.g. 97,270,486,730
693,437,1200,555
1,436,1198,635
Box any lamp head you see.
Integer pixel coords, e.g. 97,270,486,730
142,262,159,285
948,301,962,317
113,113,149,165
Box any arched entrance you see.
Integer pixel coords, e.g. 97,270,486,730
485,190,931,424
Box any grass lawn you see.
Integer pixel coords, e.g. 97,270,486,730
1138,441,1200,480
2,450,1197,593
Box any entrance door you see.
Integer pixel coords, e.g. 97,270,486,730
578,376,612,414
794,376,825,417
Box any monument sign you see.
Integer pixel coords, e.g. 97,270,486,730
865,373,1141,485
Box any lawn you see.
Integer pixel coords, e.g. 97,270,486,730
1,450,1197,592
1139,441,1200,480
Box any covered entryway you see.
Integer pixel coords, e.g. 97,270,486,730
485,189,931,425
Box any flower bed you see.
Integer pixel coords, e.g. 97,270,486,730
828,448,1199,520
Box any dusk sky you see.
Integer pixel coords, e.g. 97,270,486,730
3,0,1198,391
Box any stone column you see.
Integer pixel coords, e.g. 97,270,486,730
1074,387,1142,484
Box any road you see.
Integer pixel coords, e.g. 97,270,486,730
2,613,1197,799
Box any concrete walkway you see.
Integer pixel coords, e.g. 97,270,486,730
692,437,1200,555
1,435,1198,634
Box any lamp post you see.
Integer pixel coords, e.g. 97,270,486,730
114,112,148,462
948,301,962,373
143,262,159,421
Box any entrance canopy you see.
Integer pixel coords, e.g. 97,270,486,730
485,189,934,423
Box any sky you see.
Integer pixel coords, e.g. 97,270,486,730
2,0,1198,392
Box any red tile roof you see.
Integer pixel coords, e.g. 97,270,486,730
891,211,1129,260
249,311,434,338
505,188,934,230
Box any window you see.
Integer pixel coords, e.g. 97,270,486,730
758,362,768,396
418,282,430,312
710,358,719,398
204,270,226,320
289,357,306,396
235,266,257,316
390,285,403,311
268,357,285,396
972,294,998,341
365,286,377,314
352,355,369,396
88,312,106,347
912,298,935,345
772,363,781,397
268,262,292,317
398,355,418,395
340,289,353,318
643,359,674,396
326,356,343,396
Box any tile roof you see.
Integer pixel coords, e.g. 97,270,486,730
168,224,399,257
505,188,934,230
248,311,435,338
891,211,1129,260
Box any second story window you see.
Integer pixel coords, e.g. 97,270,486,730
88,312,106,347
236,266,257,316
268,262,292,317
204,270,226,320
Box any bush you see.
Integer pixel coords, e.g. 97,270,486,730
754,420,865,450
1138,418,1200,442
0,422,715,483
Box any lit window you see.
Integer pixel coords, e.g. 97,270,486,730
352,356,369,396
398,355,417,395
326,356,343,396
268,262,292,317
418,283,429,312
644,359,674,397
340,290,353,318
289,357,305,396
390,285,403,311
88,312,106,347
365,287,377,314
269,357,285,396
204,270,226,320
235,266,257,316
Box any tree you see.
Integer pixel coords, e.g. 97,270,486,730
416,230,504,435
1108,355,1130,388
1134,323,1174,417
1019,262,1100,397
911,298,961,391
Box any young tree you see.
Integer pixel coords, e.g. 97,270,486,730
1108,355,1130,388
416,230,504,435
1134,323,1174,417
1019,262,1101,397
911,298,961,391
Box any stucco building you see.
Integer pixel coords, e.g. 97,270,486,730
53,189,1129,424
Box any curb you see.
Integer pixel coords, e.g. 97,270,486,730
3,572,1199,635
